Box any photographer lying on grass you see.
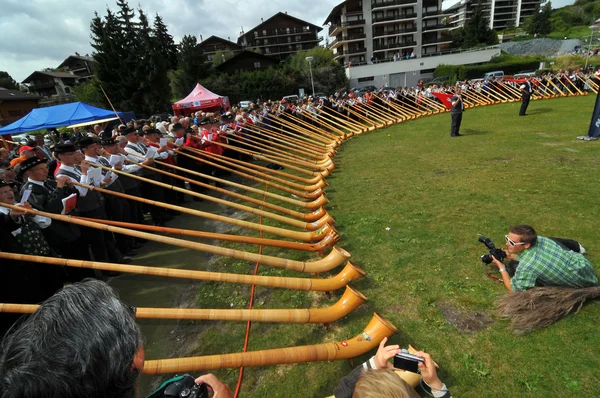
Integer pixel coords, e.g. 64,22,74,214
334,337,451,398
492,225,598,293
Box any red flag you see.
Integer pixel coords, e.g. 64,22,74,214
431,92,453,110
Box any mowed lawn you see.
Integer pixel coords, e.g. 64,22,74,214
141,95,600,397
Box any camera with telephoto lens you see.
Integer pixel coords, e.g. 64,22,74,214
161,374,208,398
478,236,506,264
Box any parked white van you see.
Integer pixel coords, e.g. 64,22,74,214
483,71,504,79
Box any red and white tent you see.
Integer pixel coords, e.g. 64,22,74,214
172,84,230,116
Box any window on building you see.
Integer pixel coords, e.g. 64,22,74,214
263,29,267,36
296,36,302,41
286,27,290,33
254,31,258,37
254,62,261,68
265,48,271,54
358,76,374,82
7,110,23,117
288,37,292,42
296,44,302,50
265,39,269,44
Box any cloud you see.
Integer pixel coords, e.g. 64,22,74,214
0,0,338,82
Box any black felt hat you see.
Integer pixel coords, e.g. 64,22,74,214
120,126,136,136
172,122,184,131
78,136,99,148
100,137,117,146
17,156,47,177
53,143,77,154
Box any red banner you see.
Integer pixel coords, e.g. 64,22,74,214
431,92,453,110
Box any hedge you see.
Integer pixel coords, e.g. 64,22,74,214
434,57,541,82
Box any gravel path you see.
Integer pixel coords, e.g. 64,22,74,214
499,38,587,56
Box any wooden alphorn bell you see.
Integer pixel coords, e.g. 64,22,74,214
0,286,366,324
141,313,397,374
0,203,348,272
0,252,362,292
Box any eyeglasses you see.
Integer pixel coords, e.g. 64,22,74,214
505,235,527,247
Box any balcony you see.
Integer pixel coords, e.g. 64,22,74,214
373,26,417,38
422,24,450,32
372,40,417,51
28,82,56,91
372,0,418,11
254,27,314,39
422,36,453,45
347,47,367,55
249,36,321,48
346,5,363,13
329,33,367,48
422,9,453,18
372,13,417,24
348,19,366,26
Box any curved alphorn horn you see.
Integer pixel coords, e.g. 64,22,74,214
126,152,327,209
180,146,328,186
76,217,339,252
102,160,328,222
78,166,329,231
142,313,397,374
2,202,347,272
0,286,366,324
0,252,364,292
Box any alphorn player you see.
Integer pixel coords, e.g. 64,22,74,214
519,76,533,117
450,86,464,137
0,279,233,397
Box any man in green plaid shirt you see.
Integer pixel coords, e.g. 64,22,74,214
492,225,598,292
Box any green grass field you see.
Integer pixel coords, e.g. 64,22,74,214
142,95,600,397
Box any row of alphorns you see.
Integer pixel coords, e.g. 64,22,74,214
0,81,584,375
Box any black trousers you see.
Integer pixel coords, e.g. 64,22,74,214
520,94,530,116
451,113,462,136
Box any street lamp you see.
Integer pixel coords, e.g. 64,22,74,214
305,56,315,98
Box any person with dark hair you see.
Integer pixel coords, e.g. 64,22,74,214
0,280,232,398
492,225,598,292
449,87,464,137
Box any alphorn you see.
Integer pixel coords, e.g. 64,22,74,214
253,121,337,153
298,111,353,138
0,252,364,292
243,125,332,158
142,313,397,374
281,112,344,142
342,104,384,129
269,114,338,145
66,181,331,242
106,159,329,222
322,106,373,132
0,286,366,324
180,146,328,186
79,164,330,231
125,151,327,209
174,150,325,200
76,216,339,252
1,203,346,272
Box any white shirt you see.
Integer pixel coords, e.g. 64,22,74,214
57,165,88,197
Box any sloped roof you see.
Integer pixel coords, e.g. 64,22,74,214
199,35,243,49
324,1,349,25
215,50,280,71
22,71,79,83
239,12,322,43
57,55,94,69
0,88,40,101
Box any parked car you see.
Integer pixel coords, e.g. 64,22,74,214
239,100,252,109
313,92,327,99
149,113,172,123
483,71,505,79
431,76,449,84
282,95,299,102
356,85,378,93
514,71,536,78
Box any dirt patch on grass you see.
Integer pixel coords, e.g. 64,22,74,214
438,303,493,334
536,132,554,138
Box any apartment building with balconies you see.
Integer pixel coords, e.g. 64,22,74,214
237,12,323,61
446,0,543,31
324,0,453,66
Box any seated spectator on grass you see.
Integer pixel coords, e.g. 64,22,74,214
492,225,598,292
0,279,232,398
334,337,451,398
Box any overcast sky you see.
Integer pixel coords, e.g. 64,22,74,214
0,0,575,83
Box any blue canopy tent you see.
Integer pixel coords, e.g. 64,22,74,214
0,102,124,135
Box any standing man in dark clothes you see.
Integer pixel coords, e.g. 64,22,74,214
519,77,533,116
450,86,464,137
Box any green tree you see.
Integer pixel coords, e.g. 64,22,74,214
286,47,348,94
169,35,210,99
72,76,105,107
459,1,498,48
153,14,177,70
0,71,18,90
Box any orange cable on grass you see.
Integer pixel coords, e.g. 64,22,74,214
234,184,268,397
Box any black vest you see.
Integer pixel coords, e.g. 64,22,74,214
55,168,104,213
